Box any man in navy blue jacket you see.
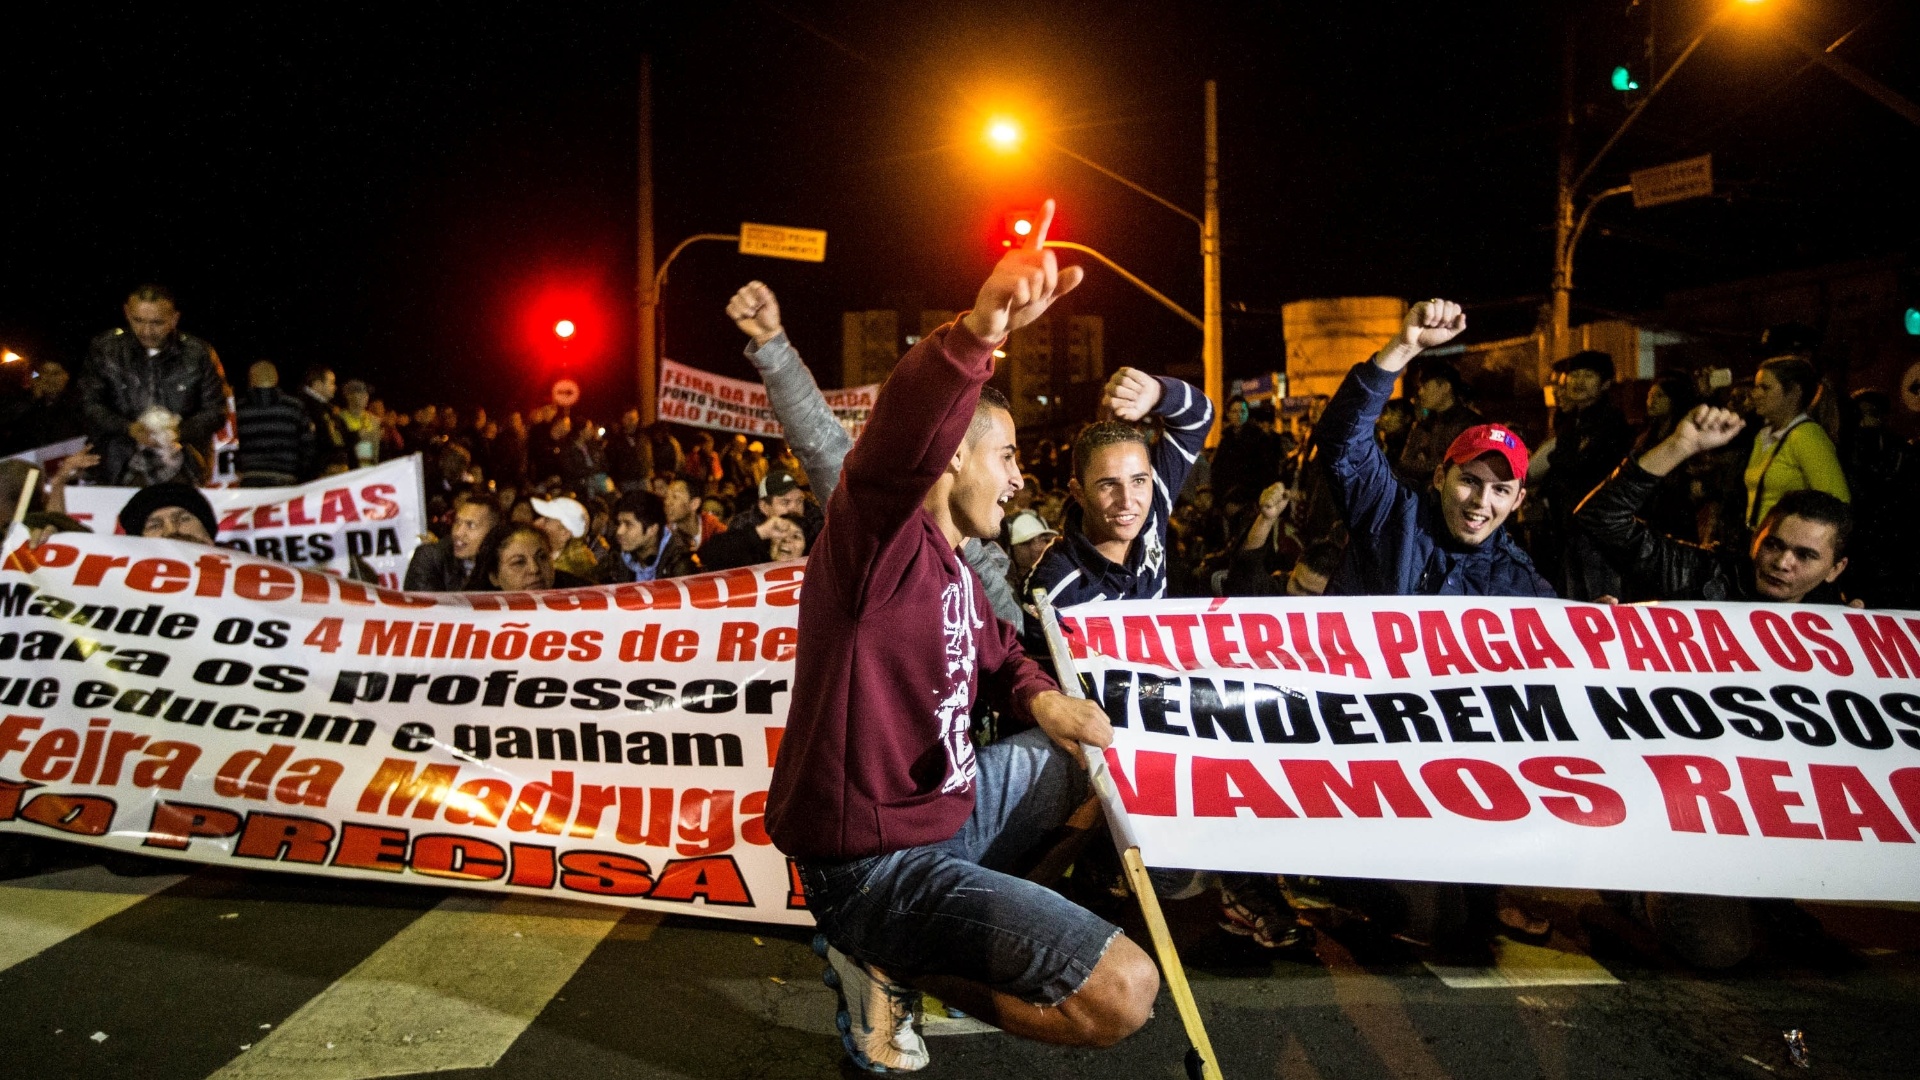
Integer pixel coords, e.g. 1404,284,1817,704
1313,297,1557,947
1314,298,1553,599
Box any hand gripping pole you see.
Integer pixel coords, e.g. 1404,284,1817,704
1033,590,1224,1080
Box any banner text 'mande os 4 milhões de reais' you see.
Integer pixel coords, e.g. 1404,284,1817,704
1,524,1918,924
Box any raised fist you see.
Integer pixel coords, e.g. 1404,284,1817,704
1399,299,1467,350
727,281,783,345
1099,367,1162,422
962,199,1085,343
1673,404,1746,455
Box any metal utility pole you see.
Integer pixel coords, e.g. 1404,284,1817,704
1548,13,1577,381
637,54,657,425
1201,80,1224,446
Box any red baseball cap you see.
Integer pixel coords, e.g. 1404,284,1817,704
1443,423,1529,481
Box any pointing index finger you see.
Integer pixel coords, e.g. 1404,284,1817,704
1027,198,1057,252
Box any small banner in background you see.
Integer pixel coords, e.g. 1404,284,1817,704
658,359,876,440
60,455,428,590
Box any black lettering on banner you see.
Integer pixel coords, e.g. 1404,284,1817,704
1589,687,1663,740
1484,685,1575,742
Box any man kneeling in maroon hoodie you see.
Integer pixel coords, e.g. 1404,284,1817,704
766,203,1160,1071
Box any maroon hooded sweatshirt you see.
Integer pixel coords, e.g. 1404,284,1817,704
766,318,1057,860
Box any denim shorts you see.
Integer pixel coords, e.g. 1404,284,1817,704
798,728,1122,1007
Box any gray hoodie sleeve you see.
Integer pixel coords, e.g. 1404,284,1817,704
963,537,1025,633
744,331,855,503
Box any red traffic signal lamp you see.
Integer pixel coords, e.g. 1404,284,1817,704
554,319,576,339
1000,208,1042,248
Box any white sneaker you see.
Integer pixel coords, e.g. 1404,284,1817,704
814,934,929,1072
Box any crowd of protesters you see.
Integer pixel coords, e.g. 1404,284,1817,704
5,267,1917,1007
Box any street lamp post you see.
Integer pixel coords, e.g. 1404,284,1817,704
1005,81,1225,444
648,232,740,381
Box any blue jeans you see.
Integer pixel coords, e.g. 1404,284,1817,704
798,728,1122,1006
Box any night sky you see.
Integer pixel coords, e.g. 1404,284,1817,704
5,0,1915,418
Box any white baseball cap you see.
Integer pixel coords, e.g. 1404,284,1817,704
1007,511,1057,547
530,496,589,539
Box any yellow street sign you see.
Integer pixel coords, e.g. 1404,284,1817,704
1630,155,1713,210
738,222,827,262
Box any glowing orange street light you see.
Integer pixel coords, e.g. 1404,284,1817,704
554,319,576,339
0,349,24,365
985,117,1023,152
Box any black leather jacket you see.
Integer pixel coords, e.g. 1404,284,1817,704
1574,459,1843,604
78,328,228,483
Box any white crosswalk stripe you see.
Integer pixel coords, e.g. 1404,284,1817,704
204,893,645,1080
0,864,187,974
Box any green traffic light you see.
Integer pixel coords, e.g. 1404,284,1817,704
1905,307,1920,336
1611,66,1640,92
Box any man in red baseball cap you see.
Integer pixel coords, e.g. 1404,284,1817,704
1311,299,1553,597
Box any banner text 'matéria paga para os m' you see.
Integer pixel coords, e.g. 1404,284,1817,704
2,525,1919,919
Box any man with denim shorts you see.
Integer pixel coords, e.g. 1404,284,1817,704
765,204,1160,1072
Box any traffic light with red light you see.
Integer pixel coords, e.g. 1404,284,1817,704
1001,208,1041,248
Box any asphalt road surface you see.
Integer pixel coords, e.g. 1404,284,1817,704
1,841,1916,1080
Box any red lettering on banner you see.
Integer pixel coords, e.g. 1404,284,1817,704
1613,607,1669,672
718,622,759,661
558,850,654,896
1518,757,1626,827
144,801,242,850
678,789,735,856
1124,616,1171,667
73,554,130,586
1565,607,1615,668
1420,758,1530,821
1288,612,1324,673
1419,611,1475,676
215,743,294,801
126,558,191,594
20,792,116,835
1375,612,1417,678
412,834,508,881
1849,614,1920,678
447,779,512,827
236,811,336,863
740,791,771,846
20,728,79,782
1512,608,1572,668
332,822,410,872
1281,759,1430,819
1318,613,1370,678
1807,765,1913,843
1752,611,1812,671
130,741,198,789
1082,617,1119,661
1791,611,1853,676
1462,609,1520,672
1192,757,1296,818
615,581,682,611
650,856,754,905
1737,757,1821,839
507,772,573,835
1644,755,1749,835
508,843,558,888
1697,610,1757,672
1202,614,1245,668
1160,616,1203,668
687,569,757,609
1105,748,1177,816
359,483,399,520
358,758,460,819
1647,608,1708,672
764,564,803,606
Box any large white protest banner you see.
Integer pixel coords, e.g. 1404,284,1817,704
0,526,812,924
60,456,427,590
3,534,1917,922
658,358,877,440
1061,596,1920,902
